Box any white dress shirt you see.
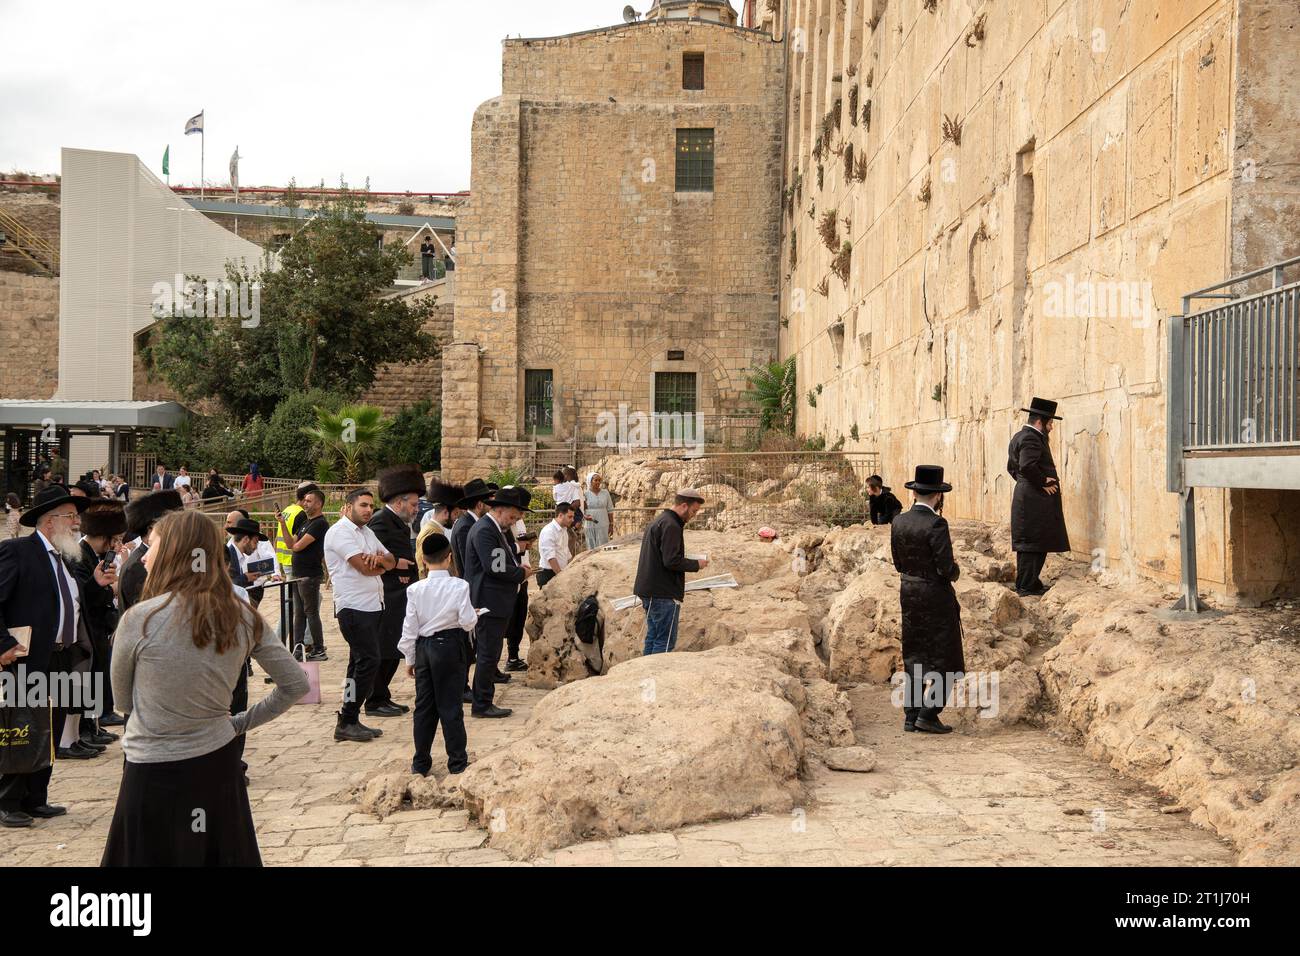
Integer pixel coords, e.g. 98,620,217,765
36,530,79,644
324,517,391,613
553,481,581,506
398,571,479,666
173,474,192,489
512,518,532,568
538,519,571,572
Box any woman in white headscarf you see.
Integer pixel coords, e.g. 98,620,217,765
583,472,614,549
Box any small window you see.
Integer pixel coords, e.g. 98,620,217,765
667,349,685,361
683,52,704,90
675,128,715,193
524,369,554,436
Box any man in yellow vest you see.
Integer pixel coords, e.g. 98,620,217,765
273,481,314,640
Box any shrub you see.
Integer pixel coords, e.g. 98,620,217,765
381,400,442,470
263,389,350,478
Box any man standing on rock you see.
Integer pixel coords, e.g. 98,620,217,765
634,489,709,656
890,466,963,734
1007,397,1070,596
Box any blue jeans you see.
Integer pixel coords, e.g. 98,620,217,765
641,597,681,656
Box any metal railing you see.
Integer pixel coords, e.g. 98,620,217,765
0,209,58,275
1174,256,1300,455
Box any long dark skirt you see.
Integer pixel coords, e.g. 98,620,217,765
101,736,260,867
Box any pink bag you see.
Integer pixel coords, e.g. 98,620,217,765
293,645,321,705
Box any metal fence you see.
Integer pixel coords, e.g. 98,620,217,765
1176,256,1300,452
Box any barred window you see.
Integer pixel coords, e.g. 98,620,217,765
675,128,714,193
683,52,704,90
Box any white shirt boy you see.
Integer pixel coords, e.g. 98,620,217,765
398,570,479,667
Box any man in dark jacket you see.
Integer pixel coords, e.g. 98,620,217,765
890,466,963,735
367,465,425,717
117,490,184,612
1008,397,1071,596
633,489,709,656
73,500,126,743
449,479,495,701
462,485,535,718
866,475,903,525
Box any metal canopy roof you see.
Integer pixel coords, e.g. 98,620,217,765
0,400,188,429
185,199,455,231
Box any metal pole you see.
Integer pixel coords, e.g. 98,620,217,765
1177,487,1200,613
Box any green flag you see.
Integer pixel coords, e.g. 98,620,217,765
162,145,169,176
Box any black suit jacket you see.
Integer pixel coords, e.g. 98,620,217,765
118,544,149,612
0,533,84,675
449,511,477,581
368,507,415,595
73,540,118,643
463,514,526,619
226,542,250,588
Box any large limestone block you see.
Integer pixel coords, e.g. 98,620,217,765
458,651,810,859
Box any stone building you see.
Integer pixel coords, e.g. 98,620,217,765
442,0,786,476
774,0,1298,601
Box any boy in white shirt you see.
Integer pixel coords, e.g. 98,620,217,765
401,533,478,775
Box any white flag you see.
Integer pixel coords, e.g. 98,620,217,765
184,111,203,135
229,146,240,190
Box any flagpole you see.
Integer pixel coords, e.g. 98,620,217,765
201,122,205,200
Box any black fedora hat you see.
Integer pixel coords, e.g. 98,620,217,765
485,485,534,512
904,465,953,494
225,517,268,541
1021,396,1062,420
20,485,93,528
427,479,464,507
454,478,498,510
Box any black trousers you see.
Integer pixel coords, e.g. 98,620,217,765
1015,551,1047,592
902,663,954,724
367,590,407,708
230,657,250,764
471,614,510,713
292,577,325,652
337,608,382,724
504,583,527,664
412,630,469,775
368,659,401,709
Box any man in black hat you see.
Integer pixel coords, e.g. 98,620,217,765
1007,397,1071,596
449,478,496,701
225,516,269,589
73,500,127,744
0,486,109,827
117,489,184,611
890,465,964,734
366,465,425,718
633,488,709,655
462,485,536,718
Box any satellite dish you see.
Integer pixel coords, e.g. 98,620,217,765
623,5,640,22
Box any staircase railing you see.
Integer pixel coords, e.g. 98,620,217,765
0,209,59,275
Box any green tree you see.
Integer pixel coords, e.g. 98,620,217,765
303,403,390,484
262,388,350,477
381,401,441,471
145,187,438,421
745,357,797,434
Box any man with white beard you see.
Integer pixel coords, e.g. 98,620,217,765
0,486,115,828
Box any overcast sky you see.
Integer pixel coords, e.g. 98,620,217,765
0,0,645,192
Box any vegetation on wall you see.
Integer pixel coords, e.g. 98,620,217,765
744,357,797,435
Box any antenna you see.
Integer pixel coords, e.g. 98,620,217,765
623,5,640,22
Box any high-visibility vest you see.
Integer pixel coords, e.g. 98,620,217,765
276,502,303,570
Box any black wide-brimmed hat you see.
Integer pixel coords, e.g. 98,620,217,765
427,479,464,507
376,464,426,503
905,465,952,494
455,478,498,510
1021,397,1062,420
123,489,184,542
20,485,93,528
225,517,268,541
486,485,534,512
80,500,127,538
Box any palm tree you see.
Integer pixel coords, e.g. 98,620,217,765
745,357,797,434
302,403,390,484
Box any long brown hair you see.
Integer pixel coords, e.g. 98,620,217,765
139,509,264,654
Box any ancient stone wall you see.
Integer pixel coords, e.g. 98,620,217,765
0,271,59,399
777,0,1298,600
443,19,785,481
362,283,455,414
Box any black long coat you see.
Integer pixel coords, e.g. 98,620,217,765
890,505,965,675
368,506,417,661
1007,425,1071,553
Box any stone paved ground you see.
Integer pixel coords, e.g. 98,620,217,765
1,594,1236,867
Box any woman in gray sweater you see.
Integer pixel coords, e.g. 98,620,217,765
102,509,308,866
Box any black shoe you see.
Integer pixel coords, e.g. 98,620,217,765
356,722,383,738
392,702,410,713
84,730,118,745
462,690,474,704
904,721,916,732
57,745,95,760
99,712,126,727
306,650,328,662
364,703,404,718
505,658,528,672
0,810,33,828
492,671,512,684
412,763,432,777
471,705,512,719
914,717,953,734
27,804,67,819
75,738,107,753
334,723,374,743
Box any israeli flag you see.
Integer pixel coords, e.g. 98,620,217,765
184,111,204,135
